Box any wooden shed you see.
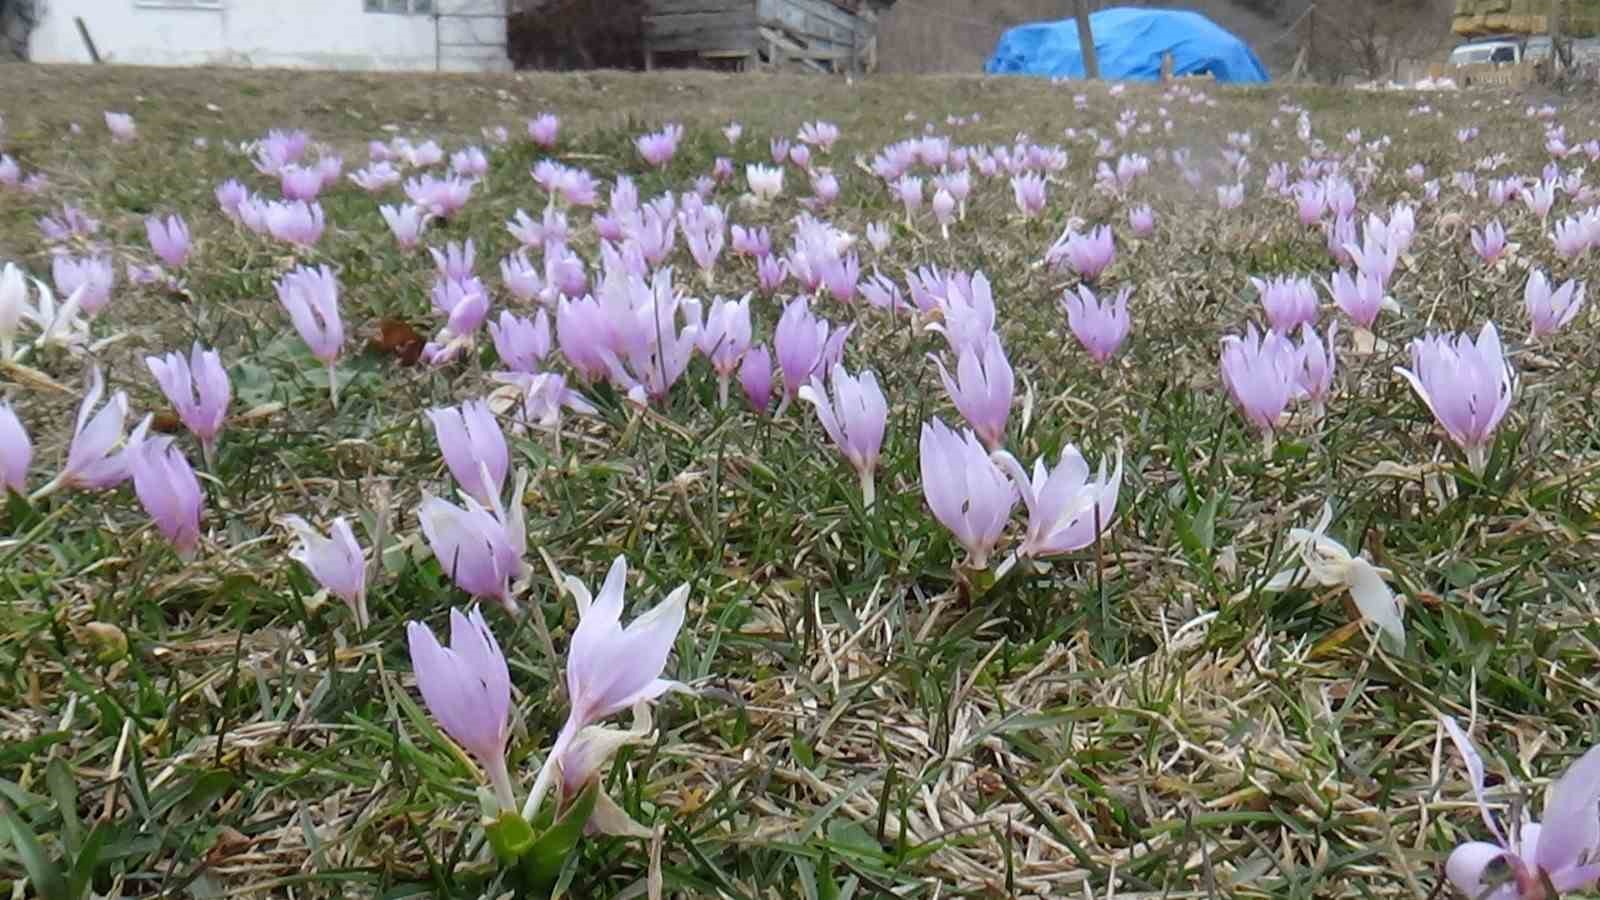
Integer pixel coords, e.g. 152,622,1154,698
644,0,888,73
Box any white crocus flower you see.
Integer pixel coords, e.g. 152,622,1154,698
1263,503,1404,652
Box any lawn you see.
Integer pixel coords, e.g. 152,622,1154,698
1,64,1599,899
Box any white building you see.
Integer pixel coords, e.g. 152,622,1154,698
25,0,510,72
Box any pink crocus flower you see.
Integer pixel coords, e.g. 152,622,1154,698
1329,268,1384,331
0,401,30,494
450,146,488,179
1047,225,1116,281
1219,325,1299,445
51,255,115,316
696,295,753,407
1128,204,1155,237
127,430,204,559
404,174,473,219
280,164,324,201
31,368,137,499
1441,715,1600,900
773,297,849,412
799,364,889,507
1062,284,1131,365
488,309,552,373
380,203,429,250
427,400,509,506
350,161,403,193
1471,220,1508,265
931,332,1013,449
1012,173,1047,218
276,265,345,407
418,471,528,611
991,444,1122,559
522,555,689,823
283,515,369,629
104,111,136,142
145,215,191,269
0,154,18,188
146,343,231,466
789,144,812,169
1294,321,1338,419
408,607,516,810
1394,322,1514,474
636,124,683,167
797,120,840,150
757,255,788,293
1524,269,1585,339
264,200,326,247
893,175,923,223
740,343,774,414
429,239,477,282
528,113,560,148
215,179,249,220
920,418,1017,570
866,222,891,253
771,137,791,164
1250,275,1319,333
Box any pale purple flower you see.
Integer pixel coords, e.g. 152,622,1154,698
757,255,787,293
723,121,742,144
277,265,344,365
528,113,560,148
1128,204,1155,237
38,204,99,244
0,154,18,188
0,401,30,494
1330,268,1384,330
746,164,783,202
992,445,1121,559
797,120,840,151
215,179,248,220
920,418,1017,570
51,255,115,316
1345,227,1398,290
1524,269,1584,339
893,175,923,221
866,222,891,253
731,224,771,258
350,161,403,193
771,137,791,164
1521,178,1557,221
264,200,326,247
931,332,1013,449
1062,284,1131,365
430,239,476,282
408,607,516,810
144,214,191,269
774,297,849,409
1394,322,1514,473
1294,321,1337,418
697,295,752,406
789,144,812,169
1217,183,1245,209
418,471,528,610
555,296,610,382
33,368,134,497
146,343,230,463
493,371,597,435
317,154,345,186
127,432,204,558
380,203,429,250
489,309,552,373
280,164,324,201
636,124,683,167
0,262,21,361
104,111,136,143
283,515,369,629
740,343,774,414
404,139,446,168
1047,225,1115,281
404,174,473,219
799,364,889,505
1441,716,1600,900
1008,172,1047,219
712,156,735,183
1219,325,1299,441
1251,275,1319,333
428,400,508,505
254,129,307,173
1295,181,1327,225
817,252,860,303
1472,220,1508,265
809,169,840,208
523,555,687,821
450,146,488,179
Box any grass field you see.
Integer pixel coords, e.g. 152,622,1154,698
2,64,1600,899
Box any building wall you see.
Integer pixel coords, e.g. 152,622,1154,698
27,0,510,71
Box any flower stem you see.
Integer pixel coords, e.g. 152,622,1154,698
487,753,518,814
327,362,340,412
859,467,875,510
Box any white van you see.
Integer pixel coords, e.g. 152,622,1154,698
1449,38,1522,66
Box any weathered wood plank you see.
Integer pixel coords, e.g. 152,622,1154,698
648,0,751,15
644,9,757,36
645,25,757,52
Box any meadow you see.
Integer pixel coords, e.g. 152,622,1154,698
1,64,1599,899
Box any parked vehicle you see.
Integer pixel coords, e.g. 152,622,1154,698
1448,37,1523,66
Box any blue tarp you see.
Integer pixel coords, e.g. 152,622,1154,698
984,7,1270,84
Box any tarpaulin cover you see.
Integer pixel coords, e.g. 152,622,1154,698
984,7,1270,83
